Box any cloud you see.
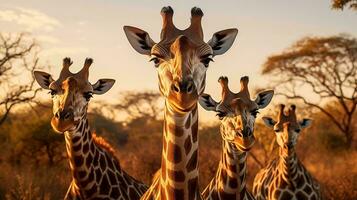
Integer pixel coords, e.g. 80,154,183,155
36,35,60,44
0,7,61,32
41,47,90,57
78,21,88,26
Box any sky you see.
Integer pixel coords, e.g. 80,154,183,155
0,0,356,121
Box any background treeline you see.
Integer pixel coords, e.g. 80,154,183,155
0,96,356,200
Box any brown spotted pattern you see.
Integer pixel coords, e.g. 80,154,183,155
141,105,201,200
252,148,320,200
252,106,321,200
34,58,147,200
64,118,148,200
124,5,238,200
202,139,255,200
199,76,274,200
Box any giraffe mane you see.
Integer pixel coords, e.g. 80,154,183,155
91,132,116,157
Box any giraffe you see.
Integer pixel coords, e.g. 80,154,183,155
252,104,321,200
124,6,238,200
34,58,148,200
199,76,274,200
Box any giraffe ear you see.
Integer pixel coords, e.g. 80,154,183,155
255,90,274,109
123,26,156,55
199,93,219,111
208,28,238,56
92,79,115,95
34,71,54,90
262,117,276,128
299,118,312,128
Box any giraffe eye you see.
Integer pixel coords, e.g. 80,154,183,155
83,92,93,101
251,109,259,118
216,110,227,120
201,57,214,67
48,89,57,98
149,56,162,67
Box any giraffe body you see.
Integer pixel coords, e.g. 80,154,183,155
34,58,147,200
202,142,255,200
124,6,238,200
141,104,200,200
63,119,147,200
252,105,321,200
199,76,274,200
253,149,320,200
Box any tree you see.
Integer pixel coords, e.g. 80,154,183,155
113,91,164,122
332,0,357,10
262,34,357,148
0,33,42,126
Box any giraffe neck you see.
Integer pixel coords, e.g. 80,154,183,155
64,114,123,198
277,147,299,184
63,113,148,199
161,101,200,200
220,139,247,194
64,116,100,195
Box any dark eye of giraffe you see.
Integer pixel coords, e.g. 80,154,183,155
250,109,259,118
216,110,227,120
201,54,214,67
83,92,93,101
48,89,57,98
149,55,162,67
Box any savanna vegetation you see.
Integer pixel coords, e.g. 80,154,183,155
0,93,356,200
0,33,356,200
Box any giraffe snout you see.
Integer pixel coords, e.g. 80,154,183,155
242,127,253,137
171,78,195,94
51,108,77,133
55,108,74,120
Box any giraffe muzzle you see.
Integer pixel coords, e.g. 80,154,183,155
171,79,195,94
51,109,77,133
55,109,74,120
169,79,198,112
233,134,255,151
285,142,294,149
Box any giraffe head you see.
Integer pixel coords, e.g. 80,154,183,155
124,6,238,112
34,58,115,133
262,105,312,149
199,76,274,151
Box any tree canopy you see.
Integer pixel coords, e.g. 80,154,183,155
332,0,357,10
262,34,357,147
0,33,42,126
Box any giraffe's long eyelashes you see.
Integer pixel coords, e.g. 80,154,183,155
250,109,259,118
48,89,57,98
149,54,163,67
83,92,93,101
274,129,281,133
200,54,214,67
216,110,227,120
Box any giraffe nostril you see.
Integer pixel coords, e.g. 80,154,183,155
64,112,72,120
55,111,60,119
172,82,180,93
187,83,193,93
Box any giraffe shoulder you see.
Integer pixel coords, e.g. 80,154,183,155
92,132,116,156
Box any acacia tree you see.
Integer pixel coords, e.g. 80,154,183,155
113,91,163,122
262,34,357,148
0,33,42,126
332,0,357,10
